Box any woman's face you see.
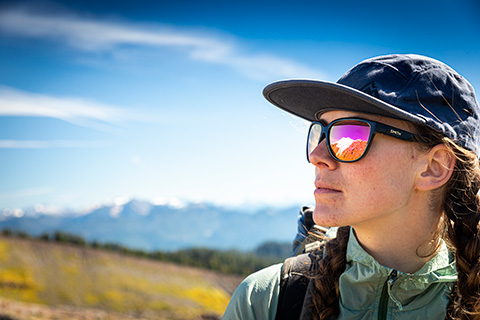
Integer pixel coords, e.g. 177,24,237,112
310,110,424,228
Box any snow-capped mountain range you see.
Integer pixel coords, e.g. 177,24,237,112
0,199,302,251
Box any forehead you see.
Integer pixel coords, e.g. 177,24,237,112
319,110,414,131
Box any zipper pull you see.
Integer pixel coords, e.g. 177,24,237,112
388,270,397,286
387,270,403,311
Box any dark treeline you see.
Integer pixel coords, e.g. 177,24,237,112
0,229,291,276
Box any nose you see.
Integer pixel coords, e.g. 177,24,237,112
309,138,338,169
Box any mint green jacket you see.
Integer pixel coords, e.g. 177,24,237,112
223,229,457,320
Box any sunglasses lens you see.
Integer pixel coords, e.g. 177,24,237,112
307,123,323,161
330,120,371,161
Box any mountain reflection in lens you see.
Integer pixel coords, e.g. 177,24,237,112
330,121,370,161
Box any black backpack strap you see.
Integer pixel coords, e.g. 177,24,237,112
275,252,316,320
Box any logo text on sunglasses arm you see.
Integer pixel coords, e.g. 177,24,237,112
389,129,402,136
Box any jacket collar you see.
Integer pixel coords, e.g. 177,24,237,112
346,227,457,280
337,228,457,317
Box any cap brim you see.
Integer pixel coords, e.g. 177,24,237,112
263,79,426,125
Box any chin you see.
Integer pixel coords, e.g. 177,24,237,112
313,207,343,228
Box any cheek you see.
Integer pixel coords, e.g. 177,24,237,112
348,164,385,206
349,149,415,206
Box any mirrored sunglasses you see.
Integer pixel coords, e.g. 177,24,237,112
307,117,418,163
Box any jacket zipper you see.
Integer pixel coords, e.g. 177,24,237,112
378,270,398,320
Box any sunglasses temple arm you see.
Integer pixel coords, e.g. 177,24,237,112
375,123,417,141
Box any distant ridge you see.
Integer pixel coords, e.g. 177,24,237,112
0,199,302,251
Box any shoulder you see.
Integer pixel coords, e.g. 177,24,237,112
222,263,282,320
242,263,283,292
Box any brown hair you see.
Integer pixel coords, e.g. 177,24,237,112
310,126,480,320
310,225,350,319
440,138,480,319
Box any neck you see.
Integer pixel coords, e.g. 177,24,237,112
351,202,442,274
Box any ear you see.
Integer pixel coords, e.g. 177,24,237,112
415,144,455,191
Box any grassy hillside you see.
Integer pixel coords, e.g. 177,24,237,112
0,236,244,320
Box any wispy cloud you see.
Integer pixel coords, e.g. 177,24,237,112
0,139,108,149
0,186,54,201
0,6,325,80
0,85,136,131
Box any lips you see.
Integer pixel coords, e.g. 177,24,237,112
314,188,341,195
314,181,342,194
315,181,340,190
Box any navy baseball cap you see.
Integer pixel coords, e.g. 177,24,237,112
263,54,480,155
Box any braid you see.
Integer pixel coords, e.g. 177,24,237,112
311,226,350,320
414,125,480,319
441,139,480,319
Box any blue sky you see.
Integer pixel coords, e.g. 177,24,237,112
0,0,479,213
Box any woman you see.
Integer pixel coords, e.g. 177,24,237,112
222,54,480,319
